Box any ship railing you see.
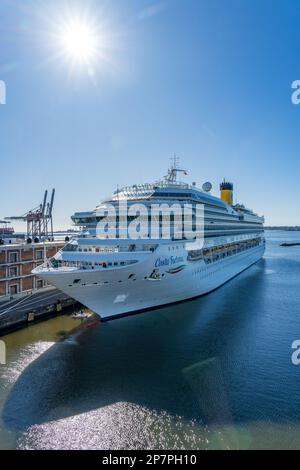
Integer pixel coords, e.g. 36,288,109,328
33,259,80,273
49,259,138,271
63,243,159,254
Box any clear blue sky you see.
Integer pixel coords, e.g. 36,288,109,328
0,0,300,229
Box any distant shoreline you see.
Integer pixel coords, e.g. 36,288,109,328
280,242,300,247
265,227,300,231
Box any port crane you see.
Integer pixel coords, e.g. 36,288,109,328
5,189,55,240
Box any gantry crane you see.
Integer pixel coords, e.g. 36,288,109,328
5,189,55,240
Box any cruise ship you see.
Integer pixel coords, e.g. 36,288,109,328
33,164,265,319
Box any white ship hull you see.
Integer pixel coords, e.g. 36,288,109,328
37,242,265,320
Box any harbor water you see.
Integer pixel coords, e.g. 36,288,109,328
1,230,300,450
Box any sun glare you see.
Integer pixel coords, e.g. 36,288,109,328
60,19,98,64
48,7,118,76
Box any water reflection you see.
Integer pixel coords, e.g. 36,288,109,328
3,265,265,435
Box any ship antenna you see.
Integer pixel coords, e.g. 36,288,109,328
165,155,188,183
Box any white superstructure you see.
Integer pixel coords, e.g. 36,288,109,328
33,165,265,319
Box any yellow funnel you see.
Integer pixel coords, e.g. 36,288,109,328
220,181,233,205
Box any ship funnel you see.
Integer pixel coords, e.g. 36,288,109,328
220,180,233,205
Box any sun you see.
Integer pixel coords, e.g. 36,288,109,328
47,7,117,76
59,19,98,64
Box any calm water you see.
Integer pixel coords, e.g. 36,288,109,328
1,230,300,450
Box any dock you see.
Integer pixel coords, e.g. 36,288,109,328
0,289,80,335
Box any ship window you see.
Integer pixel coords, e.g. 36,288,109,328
128,274,135,279
73,279,81,284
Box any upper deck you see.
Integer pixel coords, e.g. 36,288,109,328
70,164,264,233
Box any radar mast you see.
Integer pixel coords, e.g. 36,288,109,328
165,155,188,183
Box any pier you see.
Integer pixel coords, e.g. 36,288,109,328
0,288,79,335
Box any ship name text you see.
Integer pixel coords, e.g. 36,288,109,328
155,256,184,268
